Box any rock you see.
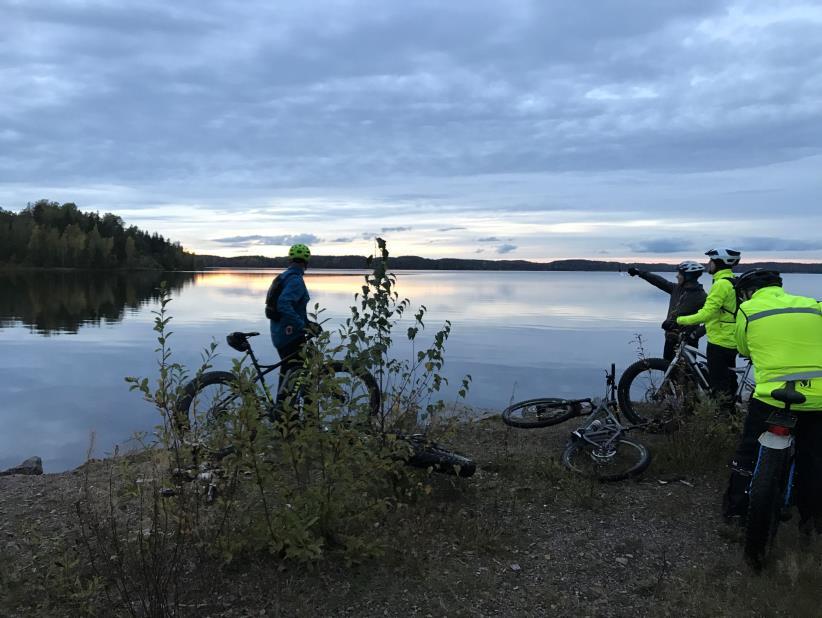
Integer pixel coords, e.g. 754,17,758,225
0,456,43,476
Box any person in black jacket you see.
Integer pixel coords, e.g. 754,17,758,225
628,261,707,360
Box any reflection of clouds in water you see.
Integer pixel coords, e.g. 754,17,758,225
3,270,820,472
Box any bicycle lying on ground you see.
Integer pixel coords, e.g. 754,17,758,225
502,364,651,482
174,330,476,479
617,330,754,429
744,381,804,571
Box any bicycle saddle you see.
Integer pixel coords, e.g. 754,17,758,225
770,387,806,407
226,331,259,352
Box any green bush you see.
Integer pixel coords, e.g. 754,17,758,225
67,239,471,614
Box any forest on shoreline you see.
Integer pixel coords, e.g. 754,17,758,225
0,200,196,270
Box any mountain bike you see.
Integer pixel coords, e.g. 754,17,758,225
503,364,651,481
174,330,476,478
617,331,754,429
744,382,803,571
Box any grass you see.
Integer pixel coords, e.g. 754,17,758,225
2,415,821,617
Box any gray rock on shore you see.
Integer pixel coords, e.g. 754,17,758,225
0,456,43,476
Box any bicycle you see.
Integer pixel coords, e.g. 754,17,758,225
744,381,804,571
617,331,754,429
174,330,476,478
502,364,651,482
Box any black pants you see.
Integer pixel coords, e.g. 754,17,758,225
724,398,822,523
706,342,737,414
275,338,305,401
663,338,676,362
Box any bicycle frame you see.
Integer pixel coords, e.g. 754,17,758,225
571,364,634,453
662,340,754,403
241,341,285,409
204,332,308,417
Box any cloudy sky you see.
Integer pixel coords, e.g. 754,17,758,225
1,0,821,261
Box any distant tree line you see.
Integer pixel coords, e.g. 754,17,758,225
0,200,197,270
197,253,822,273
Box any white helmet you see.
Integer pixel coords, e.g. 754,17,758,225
677,260,704,274
705,248,741,267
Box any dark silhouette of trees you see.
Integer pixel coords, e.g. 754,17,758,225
0,200,197,270
0,270,195,334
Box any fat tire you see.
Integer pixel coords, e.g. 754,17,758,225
745,446,791,571
561,437,651,482
404,437,476,477
502,398,581,429
328,361,381,419
175,371,237,434
617,358,689,428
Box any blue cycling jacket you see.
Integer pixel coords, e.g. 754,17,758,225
269,265,309,350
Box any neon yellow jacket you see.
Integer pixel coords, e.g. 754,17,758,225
676,269,737,349
735,287,822,410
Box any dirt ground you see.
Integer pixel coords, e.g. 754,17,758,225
1,417,821,617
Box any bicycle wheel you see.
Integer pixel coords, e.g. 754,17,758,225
294,362,382,427
502,398,582,429
174,371,246,450
328,361,381,419
561,437,651,482
745,447,791,571
402,435,476,477
617,358,690,429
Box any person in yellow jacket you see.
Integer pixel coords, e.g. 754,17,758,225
722,269,822,530
676,248,742,414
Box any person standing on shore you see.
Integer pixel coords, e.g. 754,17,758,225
266,244,315,391
676,248,742,414
627,261,707,360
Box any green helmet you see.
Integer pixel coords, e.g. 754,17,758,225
288,243,311,262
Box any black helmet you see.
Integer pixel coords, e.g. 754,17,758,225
736,269,782,299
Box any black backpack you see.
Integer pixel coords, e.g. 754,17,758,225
722,275,740,320
264,272,292,321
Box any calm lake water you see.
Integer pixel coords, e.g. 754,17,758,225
2,269,820,472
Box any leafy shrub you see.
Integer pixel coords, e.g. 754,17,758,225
68,239,471,613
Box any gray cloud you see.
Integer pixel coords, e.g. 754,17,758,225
3,0,821,190
496,243,517,254
381,226,412,232
212,233,319,247
739,237,822,252
478,236,500,242
628,239,694,254
1,2,822,261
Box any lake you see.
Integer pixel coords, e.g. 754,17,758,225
1,269,820,472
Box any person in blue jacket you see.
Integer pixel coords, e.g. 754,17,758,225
267,243,314,389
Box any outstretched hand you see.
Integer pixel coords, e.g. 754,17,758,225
628,267,639,277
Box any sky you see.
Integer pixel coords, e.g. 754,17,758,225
1,0,821,262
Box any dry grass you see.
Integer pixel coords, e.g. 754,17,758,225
2,416,821,617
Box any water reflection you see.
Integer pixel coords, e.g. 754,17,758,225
1,269,819,473
0,270,196,334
